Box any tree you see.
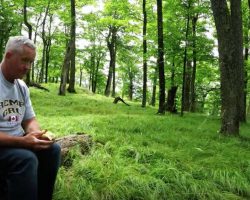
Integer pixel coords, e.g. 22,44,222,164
105,25,117,97
59,41,71,95
190,7,199,112
210,0,244,135
157,0,165,114
242,0,250,121
180,1,191,116
40,0,51,83
101,0,134,97
141,0,148,107
67,0,76,93
0,0,22,61
23,0,32,85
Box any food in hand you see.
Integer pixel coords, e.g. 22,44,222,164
41,130,55,141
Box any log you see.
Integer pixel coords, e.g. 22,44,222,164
29,82,50,92
55,133,92,167
113,96,130,106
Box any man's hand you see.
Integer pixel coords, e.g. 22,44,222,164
23,130,54,150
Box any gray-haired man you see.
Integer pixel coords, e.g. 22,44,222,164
0,36,61,200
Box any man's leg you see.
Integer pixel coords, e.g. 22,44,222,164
0,148,38,200
36,143,61,200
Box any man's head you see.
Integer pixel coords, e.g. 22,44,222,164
5,36,36,54
1,36,36,82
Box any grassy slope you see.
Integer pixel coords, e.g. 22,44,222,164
30,84,250,200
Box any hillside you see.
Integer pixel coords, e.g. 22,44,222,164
30,84,250,200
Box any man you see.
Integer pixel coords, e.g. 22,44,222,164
0,36,61,200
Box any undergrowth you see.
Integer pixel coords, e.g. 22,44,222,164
30,84,250,200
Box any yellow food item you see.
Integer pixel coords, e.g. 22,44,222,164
41,131,55,141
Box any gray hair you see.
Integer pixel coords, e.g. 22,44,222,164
5,36,36,54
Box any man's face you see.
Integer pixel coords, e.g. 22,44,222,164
8,45,36,80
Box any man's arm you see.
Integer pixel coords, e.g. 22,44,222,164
0,118,54,150
22,117,40,134
0,131,26,147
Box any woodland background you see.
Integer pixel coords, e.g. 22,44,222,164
1,0,250,199
1,0,250,135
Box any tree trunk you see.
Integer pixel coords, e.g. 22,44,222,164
59,42,71,95
170,57,175,87
32,12,42,82
40,1,50,83
210,0,244,135
90,52,95,92
105,26,117,97
128,70,133,101
68,0,76,93
157,0,165,114
44,14,53,84
190,14,198,112
92,52,102,93
104,31,113,97
111,43,117,97
45,36,51,83
181,4,190,116
243,0,250,121
150,66,157,106
79,67,83,87
166,86,178,113
23,0,32,86
184,60,192,111
142,0,148,107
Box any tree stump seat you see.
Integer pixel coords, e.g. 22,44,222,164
55,133,93,167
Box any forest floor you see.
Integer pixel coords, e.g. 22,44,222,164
30,84,250,200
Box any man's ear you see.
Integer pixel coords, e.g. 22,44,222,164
5,51,13,59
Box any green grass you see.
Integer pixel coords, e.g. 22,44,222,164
30,84,250,200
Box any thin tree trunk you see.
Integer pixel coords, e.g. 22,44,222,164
92,52,102,93
157,0,165,114
150,66,157,106
59,42,71,95
170,57,175,87
40,0,50,83
23,0,32,86
32,12,42,82
128,69,133,101
190,14,198,112
44,15,53,83
90,52,95,92
45,35,51,83
142,0,148,107
181,5,190,116
111,43,117,97
105,26,117,97
79,68,83,87
68,0,76,93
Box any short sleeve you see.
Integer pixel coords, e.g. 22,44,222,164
18,80,36,121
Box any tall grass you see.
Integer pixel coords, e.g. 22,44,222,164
30,84,250,200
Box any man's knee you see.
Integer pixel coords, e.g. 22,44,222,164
9,149,38,174
49,143,61,163
51,143,61,155
50,143,61,166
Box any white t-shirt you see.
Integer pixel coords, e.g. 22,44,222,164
0,67,35,136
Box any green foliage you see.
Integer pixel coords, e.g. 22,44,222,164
30,84,250,200
0,0,23,60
